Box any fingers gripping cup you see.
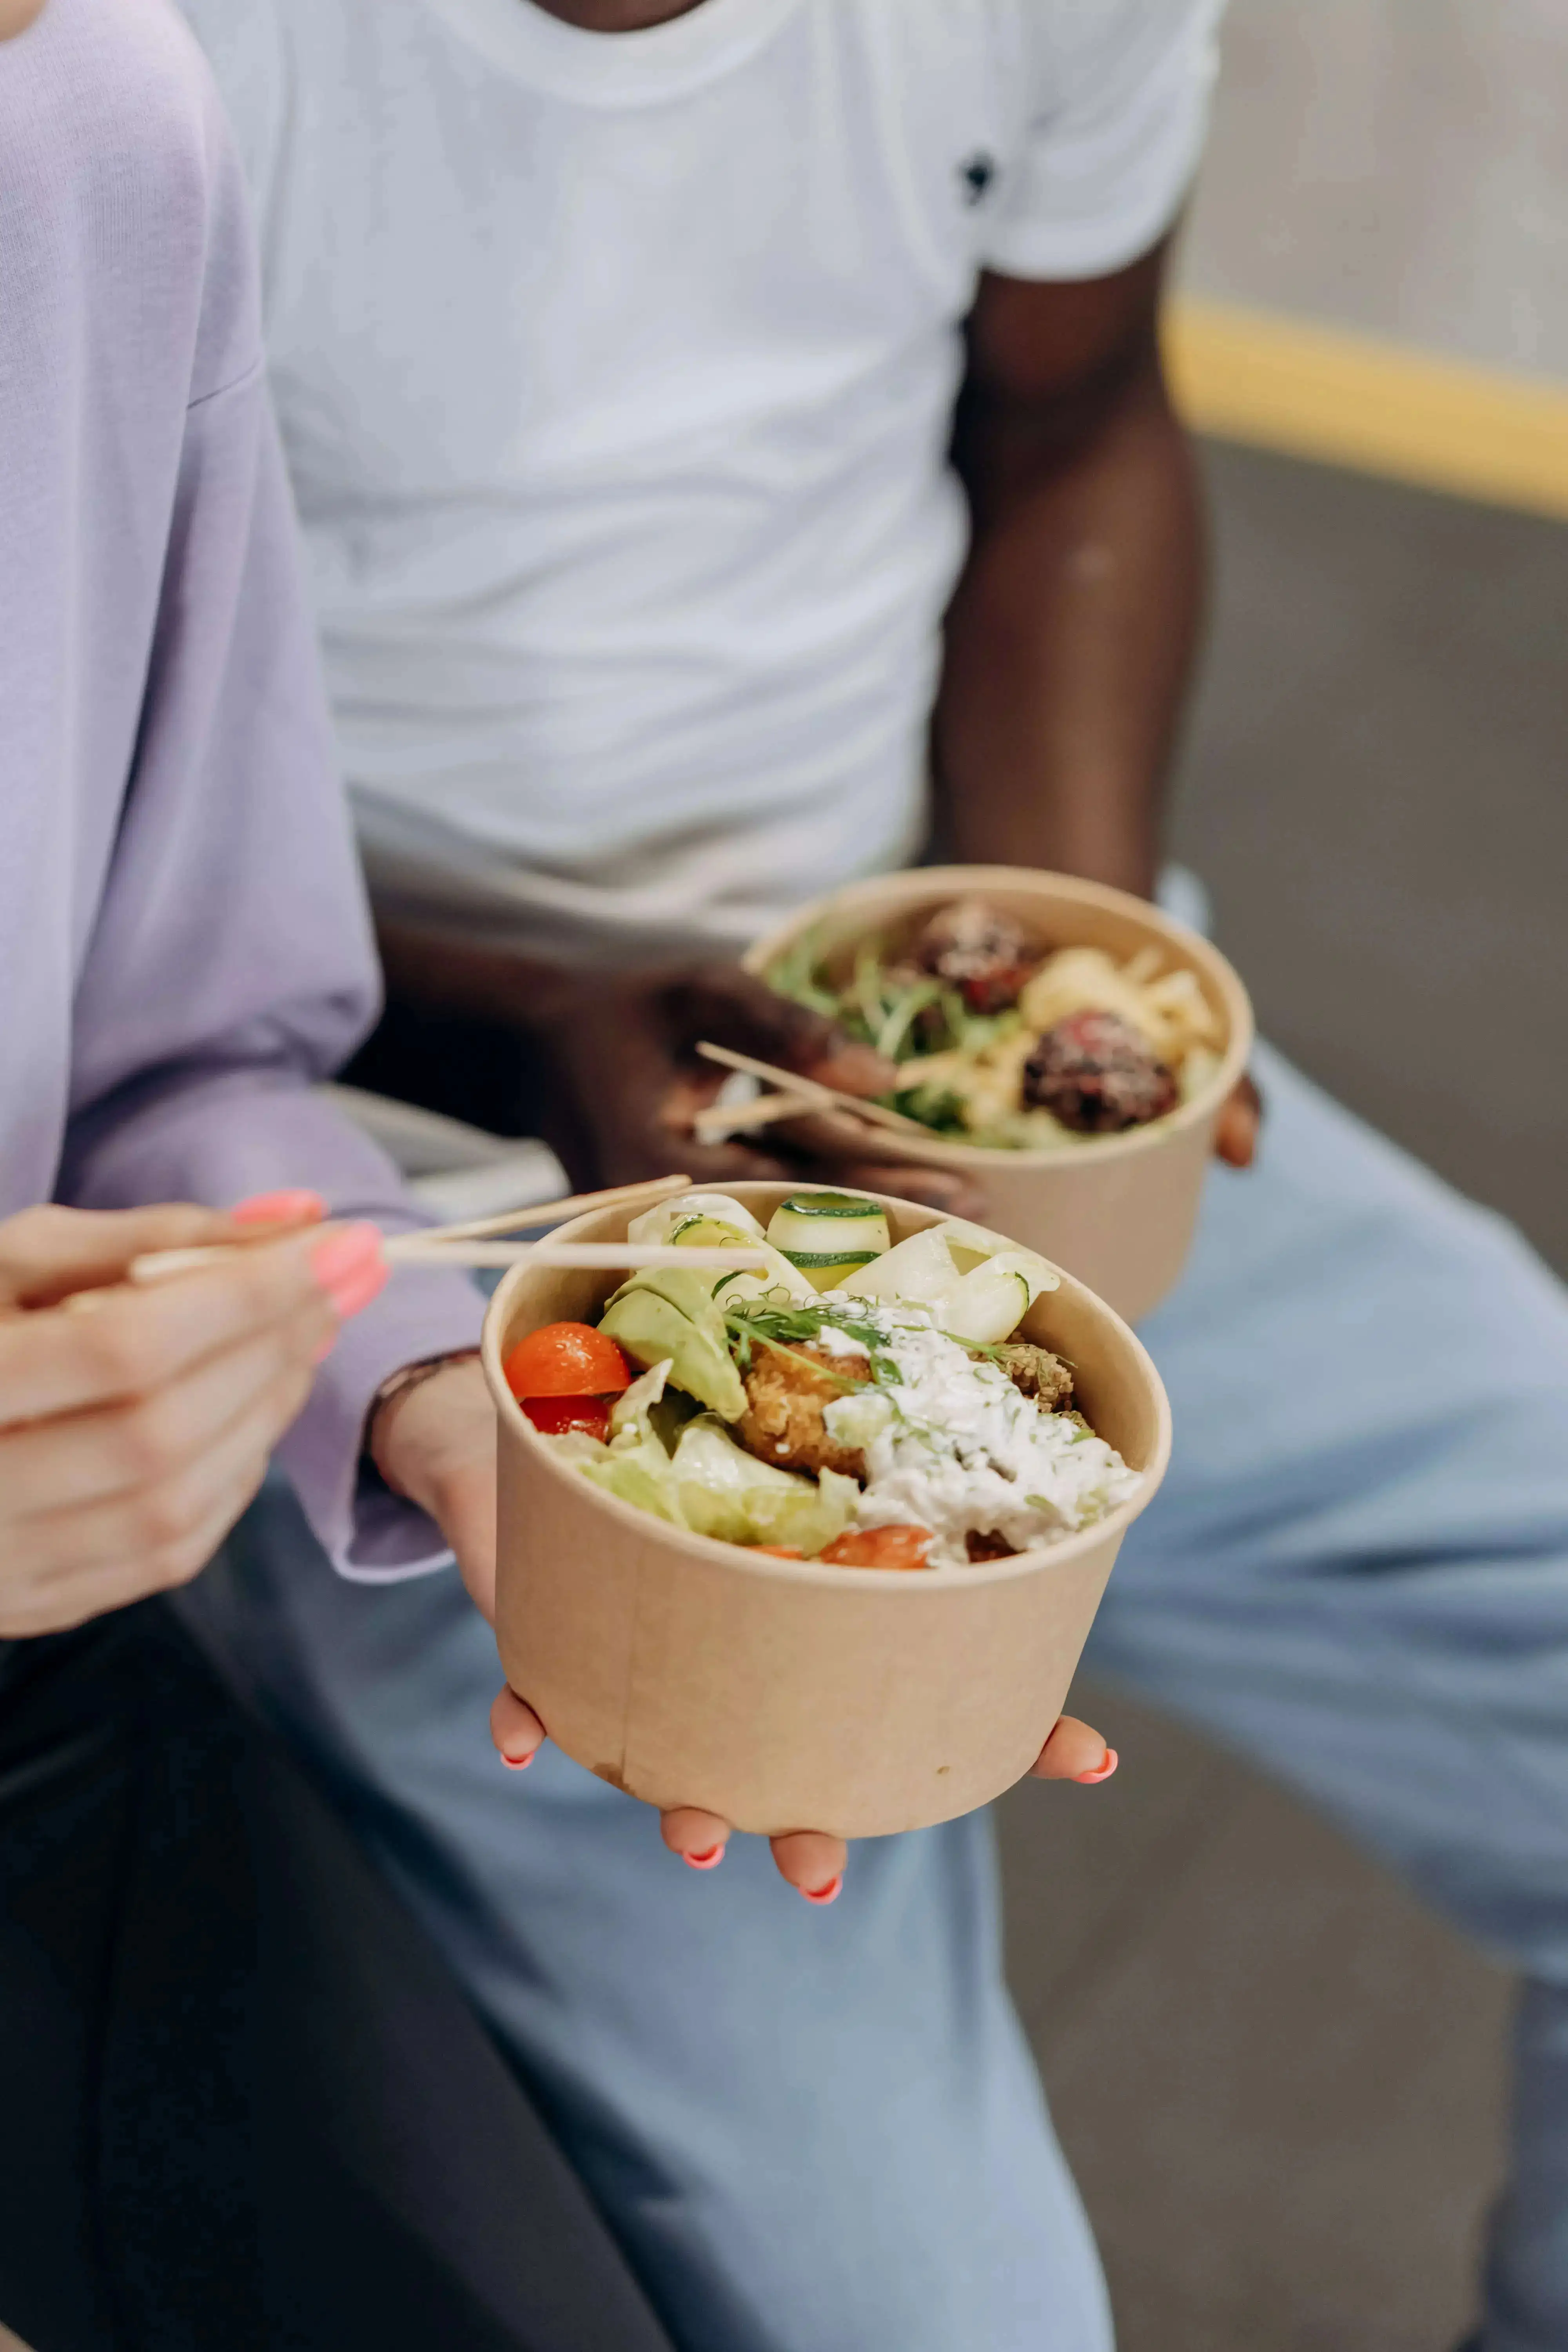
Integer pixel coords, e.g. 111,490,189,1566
483,1185,1171,1842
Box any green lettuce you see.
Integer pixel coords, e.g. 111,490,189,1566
599,1267,746,1421
669,1418,857,1553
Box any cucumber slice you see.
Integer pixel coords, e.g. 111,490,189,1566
930,1218,1009,1275
669,1214,755,1250
841,1227,963,1307
938,1250,1060,1344
661,1214,816,1306
626,1192,765,1247
767,1192,891,1294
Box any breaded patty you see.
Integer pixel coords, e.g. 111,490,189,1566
737,1343,871,1481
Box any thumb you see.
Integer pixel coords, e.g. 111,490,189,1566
663,963,896,1098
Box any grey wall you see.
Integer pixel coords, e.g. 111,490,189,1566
1184,0,1568,380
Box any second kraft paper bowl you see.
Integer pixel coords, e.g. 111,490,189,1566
744,866,1254,1325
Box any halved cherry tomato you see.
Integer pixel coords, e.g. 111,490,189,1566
505,1322,633,1401
751,1545,804,1561
819,1526,933,1572
522,1394,613,1442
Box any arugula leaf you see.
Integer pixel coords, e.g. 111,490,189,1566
722,1298,904,1390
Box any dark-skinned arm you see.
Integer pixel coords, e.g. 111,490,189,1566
936,235,1201,900
936,237,1256,1163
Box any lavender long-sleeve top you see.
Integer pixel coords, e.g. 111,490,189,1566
0,0,485,1576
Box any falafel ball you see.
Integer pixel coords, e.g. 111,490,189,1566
1022,1007,1180,1133
912,897,1040,1013
993,1342,1076,1414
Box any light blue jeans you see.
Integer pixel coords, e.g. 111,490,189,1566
182,1044,1568,2352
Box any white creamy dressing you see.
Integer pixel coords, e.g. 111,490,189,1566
817,1299,1141,1570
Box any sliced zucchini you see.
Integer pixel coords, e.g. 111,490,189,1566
938,1250,1061,1345
626,1191,765,1247
929,1218,1009,1275
841,1227,963,1307
643,1208,815,1308
766,1191,891,1294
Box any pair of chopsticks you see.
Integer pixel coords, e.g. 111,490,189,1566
120,1042,924,1292
690,1042,931,1145
125,1174,769,1290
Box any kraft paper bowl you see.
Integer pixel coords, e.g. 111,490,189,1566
744,866,1254,1325
483,1184,1171,1841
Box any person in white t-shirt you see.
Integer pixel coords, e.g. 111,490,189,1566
181,7,1568,2351
180,0,1258,1192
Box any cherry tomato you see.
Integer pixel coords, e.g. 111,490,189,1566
819,1525,933,1572
505,1322,633,1401
751,1545,804,1561
522,1394,613,1442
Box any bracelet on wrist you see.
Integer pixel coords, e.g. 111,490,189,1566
365,1349,483,1460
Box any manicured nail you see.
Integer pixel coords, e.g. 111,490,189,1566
802,1876,842,1906
232,1189,326,1226
1076,1748,1119,1786
683,1846,724,1871
326,1259,389,1321
501,1749,535,1773
310,1225,387,1318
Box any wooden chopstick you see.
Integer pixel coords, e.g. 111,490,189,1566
115,1173,699,1291
694,1042,931,1139
690,1091,819,1141
383,1241,770,1274
403,1171,695,1249
126,1237,769,1287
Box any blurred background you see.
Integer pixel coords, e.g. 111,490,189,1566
1000,6,1568,2347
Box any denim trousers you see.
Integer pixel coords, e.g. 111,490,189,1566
181,1042,1568,2351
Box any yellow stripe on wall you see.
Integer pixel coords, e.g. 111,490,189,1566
1166,297,1568,523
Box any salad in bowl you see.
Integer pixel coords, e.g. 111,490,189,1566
502,1188,1142,1575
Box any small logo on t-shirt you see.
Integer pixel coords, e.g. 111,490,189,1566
958,152,997,207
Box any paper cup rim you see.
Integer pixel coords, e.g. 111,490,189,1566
482,1185,1173,1595
742,864,1255,1167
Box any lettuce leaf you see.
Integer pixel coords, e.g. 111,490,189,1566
670,1418,857,1554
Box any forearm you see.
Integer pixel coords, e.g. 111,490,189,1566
377,918,592,1031
935,350,1205,900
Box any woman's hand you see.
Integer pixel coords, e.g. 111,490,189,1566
0,1193,381,1637
488,1685,1117,1904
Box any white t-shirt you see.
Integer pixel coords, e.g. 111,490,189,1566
181,0,1220,967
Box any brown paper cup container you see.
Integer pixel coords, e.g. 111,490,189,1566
484,1184,1171,1841
744,866,1254,1325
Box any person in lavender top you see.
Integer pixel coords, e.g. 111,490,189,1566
0,7,695,2343
0,0,497,1618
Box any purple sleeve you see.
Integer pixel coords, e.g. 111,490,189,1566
59,367,484,1582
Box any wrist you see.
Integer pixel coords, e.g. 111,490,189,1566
367,1350,483,1497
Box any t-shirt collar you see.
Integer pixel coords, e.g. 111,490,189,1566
421,0,804,105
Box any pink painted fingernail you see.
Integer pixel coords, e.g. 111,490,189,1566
1076,1748,1119,1786
327,1259,389,1321
232,1189,326,1226
501,1749,535,1773
311,1331,338,1365
310,1225,387,1318
802,1876,842,1906
684,1846,724,1871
